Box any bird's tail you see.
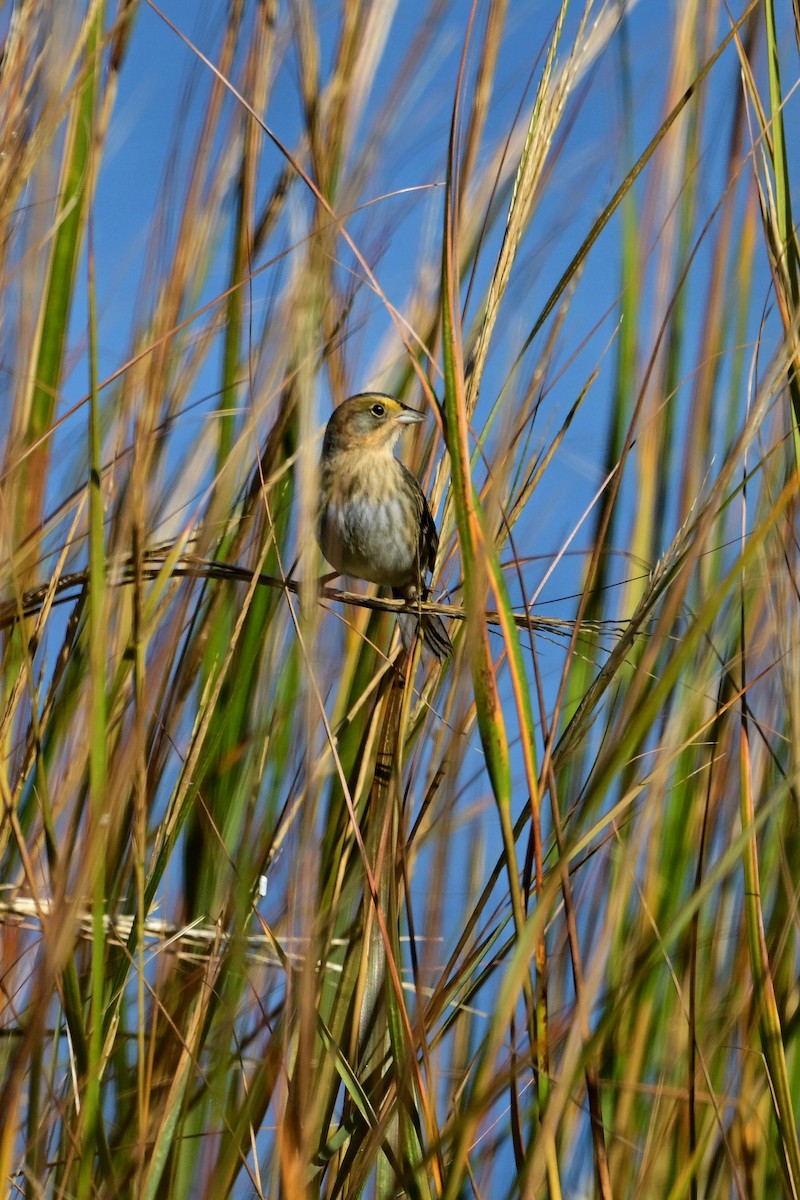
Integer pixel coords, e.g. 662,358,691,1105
394,590,452,661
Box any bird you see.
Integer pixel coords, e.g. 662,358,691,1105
317,392,452,660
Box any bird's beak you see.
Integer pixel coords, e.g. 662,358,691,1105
395,406,426,425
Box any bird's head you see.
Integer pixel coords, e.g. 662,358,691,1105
322,393,425,457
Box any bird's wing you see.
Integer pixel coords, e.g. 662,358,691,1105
419,494,439,575
399,463,438,576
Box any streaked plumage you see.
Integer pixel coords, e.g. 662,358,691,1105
318,393,452,660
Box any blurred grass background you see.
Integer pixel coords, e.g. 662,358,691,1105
1,0,800,1196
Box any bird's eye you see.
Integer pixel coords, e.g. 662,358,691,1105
370,402,385,418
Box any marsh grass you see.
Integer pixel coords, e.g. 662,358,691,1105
1,1,800,1197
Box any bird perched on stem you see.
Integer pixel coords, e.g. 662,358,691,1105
318,392,452,660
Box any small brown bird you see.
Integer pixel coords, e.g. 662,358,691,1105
318,392,452,660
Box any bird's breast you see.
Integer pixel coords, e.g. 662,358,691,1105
319,454,419,586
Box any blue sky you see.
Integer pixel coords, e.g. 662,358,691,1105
78,0,785,574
